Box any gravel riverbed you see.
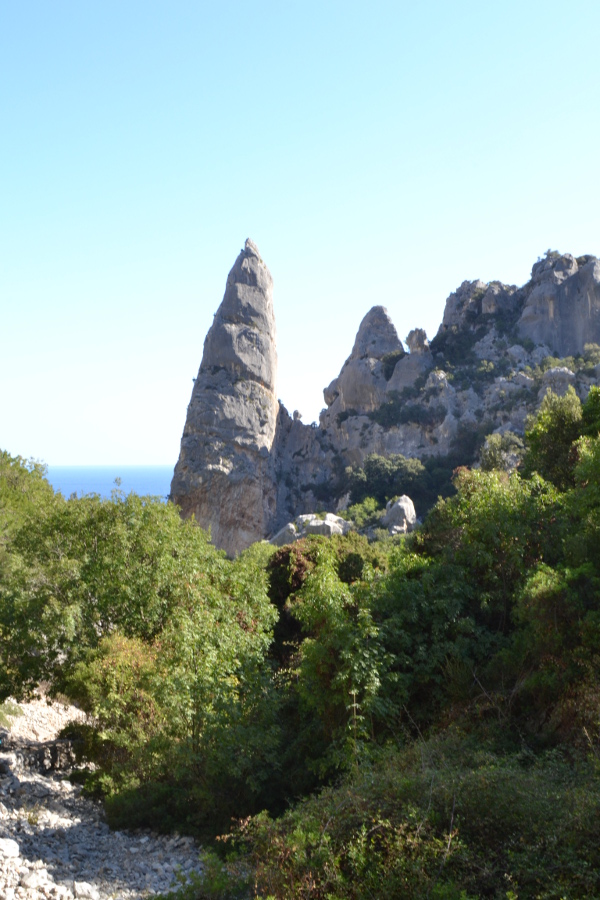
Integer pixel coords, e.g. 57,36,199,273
0,697,203,899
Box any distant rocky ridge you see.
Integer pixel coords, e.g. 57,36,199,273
171,246,600,555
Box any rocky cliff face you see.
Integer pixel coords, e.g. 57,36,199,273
518,253,600,355
172,247,600,554
170,239,279,556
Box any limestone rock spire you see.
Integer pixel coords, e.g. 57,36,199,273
170,239,279,555
322,306,404,415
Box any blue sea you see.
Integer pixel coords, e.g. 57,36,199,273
46,466,174,500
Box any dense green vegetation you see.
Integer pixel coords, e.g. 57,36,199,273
343,430,489,520
2,387,600,898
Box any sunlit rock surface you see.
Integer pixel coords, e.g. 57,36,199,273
170,239,279,556
172,246,600,553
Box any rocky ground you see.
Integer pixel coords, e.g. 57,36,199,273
0,696,204,899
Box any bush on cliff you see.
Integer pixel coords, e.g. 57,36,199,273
522,386,582,490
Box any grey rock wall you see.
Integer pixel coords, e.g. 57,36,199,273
322,306,404,418
518,254,600,356
170,239,279,556
172,245,600,554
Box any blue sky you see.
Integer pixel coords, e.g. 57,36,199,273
2,1,599,464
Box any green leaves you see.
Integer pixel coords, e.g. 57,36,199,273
286,545,385,768
4,393,600,893
522,386,582,490
0,490,229,697
348,453,426,507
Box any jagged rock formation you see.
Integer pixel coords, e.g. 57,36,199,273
172,247,600,554
323,306,404,416
518,253,600,355
170,239,279,556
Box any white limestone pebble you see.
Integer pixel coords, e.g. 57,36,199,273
0,837,20,857
73,882,100,899
0,695,205,900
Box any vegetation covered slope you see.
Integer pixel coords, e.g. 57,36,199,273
2,387,600,898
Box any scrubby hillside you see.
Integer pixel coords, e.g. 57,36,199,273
2,384,600,897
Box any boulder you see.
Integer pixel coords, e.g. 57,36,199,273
21,870,49,890
539,366,576,399
513,371,535,388
298,513,353,537
382,495,416,533
270,522,298,546
270,513,353,547
507,344,530,367
74,884,100,900
0,838,19,858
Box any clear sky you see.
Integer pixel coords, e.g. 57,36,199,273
2,0,599,465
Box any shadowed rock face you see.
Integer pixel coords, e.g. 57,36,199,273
170,239,279,556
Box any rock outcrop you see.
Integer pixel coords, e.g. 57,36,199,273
381,495,417,534
386,327,433,392
172,246,600,554
322,306,404,416
270,513,353,547
170,239,279,556
517,253,600,355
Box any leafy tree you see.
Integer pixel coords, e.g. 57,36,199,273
522,386,582,489
282,544,387,773
341,495,382,529
565,433,600,569
63,513,279,834
0,490,231,698
371,552,484,724
582,385,600,437
479,430,524,472
0,451,57,567
417,468,563,633
0,449,55,521
349,453,426,507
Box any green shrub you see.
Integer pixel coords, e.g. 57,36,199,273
156,849,250,899
479,431,524,472
233,736,600,900
522,386,582,489
348,454,426,507
341,496,382,528
337,408,358,426
381,349,404,380
0,699,22,729
369,397,446,429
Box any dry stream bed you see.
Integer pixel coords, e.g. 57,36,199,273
0,696,204,899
